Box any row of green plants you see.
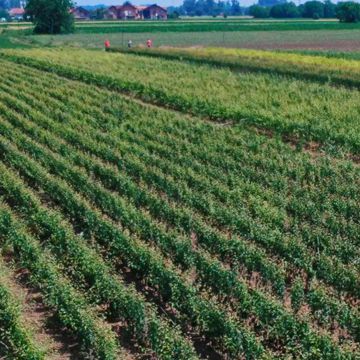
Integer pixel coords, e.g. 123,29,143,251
12,63,359,260
0,164,198,360
0,266,43,360
0,139,266,359
75,20,360,34
110,46,360,89
0,89,356,354
1,61,358,340
1,65,358,300
2,49,360,154
5,90,356,301
0,205,120,359
1,65,358,332
1,67,358,284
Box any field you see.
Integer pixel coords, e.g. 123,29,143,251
2,18,360,50
0,17,360,360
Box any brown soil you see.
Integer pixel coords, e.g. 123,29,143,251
1,255,81,359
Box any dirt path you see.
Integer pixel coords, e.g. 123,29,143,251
0,254,79,359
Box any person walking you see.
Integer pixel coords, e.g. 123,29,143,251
146,39,152,48
128,39,133,49
104,39,111,50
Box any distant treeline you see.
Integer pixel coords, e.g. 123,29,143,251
249,0,336,19
170,0,360,22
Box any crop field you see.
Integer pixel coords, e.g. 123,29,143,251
2,18,360,51
0,46,359,360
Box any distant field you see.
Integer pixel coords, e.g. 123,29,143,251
27,28,360,51
74,20,360,33
2,18,360,51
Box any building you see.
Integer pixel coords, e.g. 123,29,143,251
9,8,25,20
107,3,140,19
105,3,167,20
70,7,91,21
140,4,167,19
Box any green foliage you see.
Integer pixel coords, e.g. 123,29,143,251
249,5,270,18
26,0,74,34
0,279,44,359
270,2,300,18
291,277,305,313
0,47,359,359
336,1,360,22
301,1,324,18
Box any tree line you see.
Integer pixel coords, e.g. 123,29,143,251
249,0,360,21
171,0,360,22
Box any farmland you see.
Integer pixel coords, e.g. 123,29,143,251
0,25,360,360
2,18,360,50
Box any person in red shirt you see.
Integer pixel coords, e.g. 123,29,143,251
146,39,152,48
104,39,110,50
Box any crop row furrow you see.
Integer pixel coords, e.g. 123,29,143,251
0,261,44,360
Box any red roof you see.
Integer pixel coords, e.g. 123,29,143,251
9,8,25,16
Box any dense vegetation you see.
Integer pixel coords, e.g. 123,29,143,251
109,46,360,88
0,46,359,358
3,48,360,152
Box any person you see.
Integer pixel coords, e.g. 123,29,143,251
146,39,152,48
128,39,132,49
104,39,110,50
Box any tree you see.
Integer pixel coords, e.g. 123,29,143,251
270,2,300,18
249,4,270,18
301,1,324,18
231,0,241,15
0,8,8,19
26,0,74,34
324,0,336,18
258,0,286,7
336,1,360,22
183,0,196,15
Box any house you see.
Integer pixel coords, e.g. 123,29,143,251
104,6,122,19
118,2,140,19
105,3,167,20
70,7,91,21
9,8,25,21
140,4,167,20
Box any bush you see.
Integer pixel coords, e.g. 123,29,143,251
336,1,360,22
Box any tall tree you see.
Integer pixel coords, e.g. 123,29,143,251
302,1,324,18
323,0,336,18
26,0,74,34
336,1,360,22
231,0,241,15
